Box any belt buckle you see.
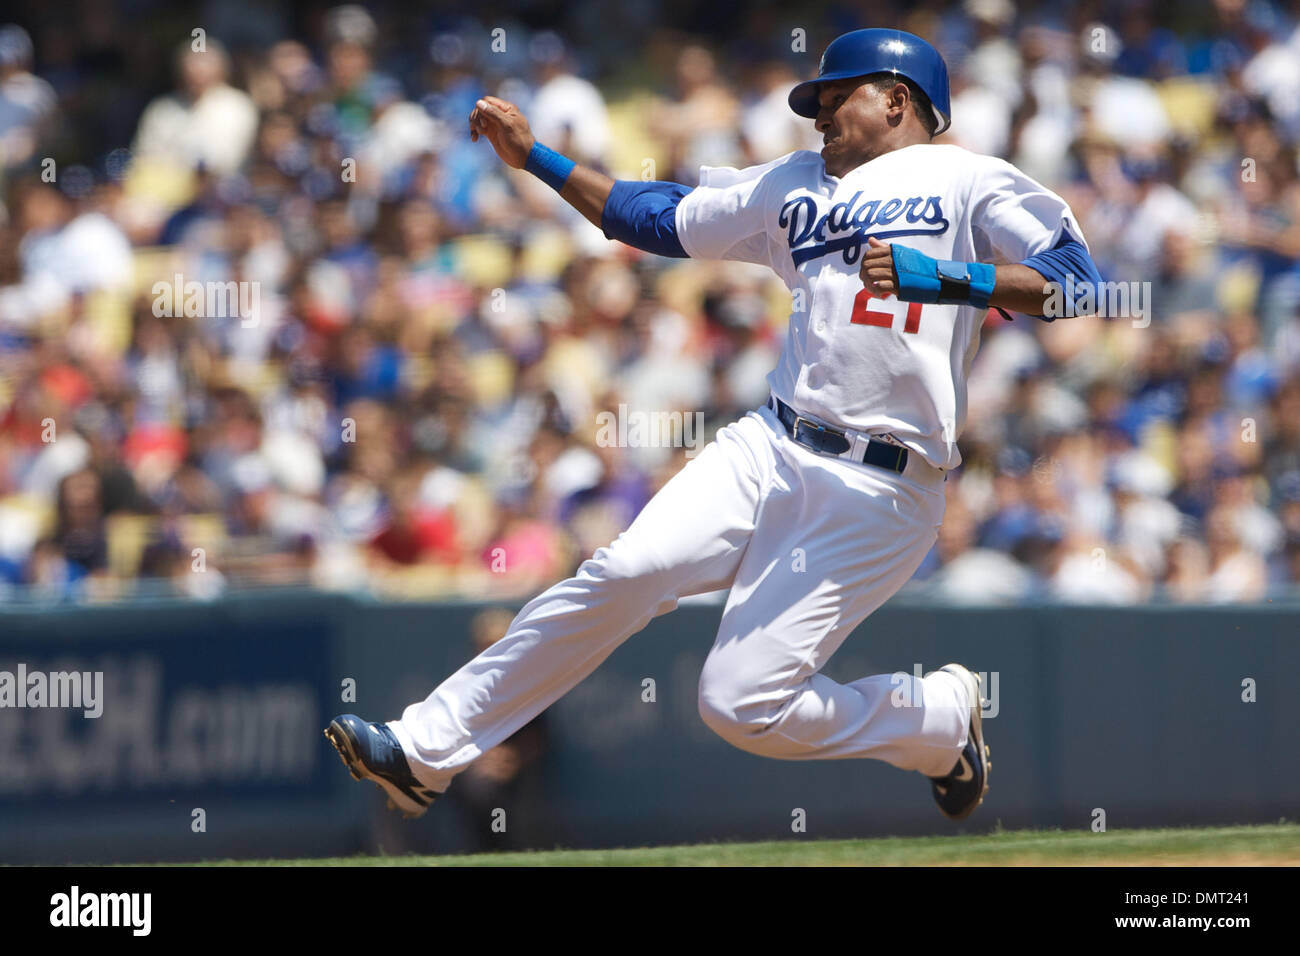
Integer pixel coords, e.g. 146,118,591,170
794,415,828,440
793,416,849,455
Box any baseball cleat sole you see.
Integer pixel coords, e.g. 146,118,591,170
324,716,437,819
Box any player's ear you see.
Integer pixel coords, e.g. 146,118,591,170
885,81,910,126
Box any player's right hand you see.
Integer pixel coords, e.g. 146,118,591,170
860,237,898,297
469,95,534,169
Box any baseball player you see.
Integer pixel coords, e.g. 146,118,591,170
326,28,1102,824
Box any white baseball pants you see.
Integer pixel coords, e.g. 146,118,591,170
389,403,970,793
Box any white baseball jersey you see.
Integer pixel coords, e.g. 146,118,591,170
674,143,1087,471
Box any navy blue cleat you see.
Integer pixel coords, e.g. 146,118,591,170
324,714,438,819
925,663,990,821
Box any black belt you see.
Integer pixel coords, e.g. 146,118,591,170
768,396,909,474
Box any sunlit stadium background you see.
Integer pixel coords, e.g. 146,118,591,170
0,0,1297,862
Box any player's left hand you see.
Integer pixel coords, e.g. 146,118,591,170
860,237,898,297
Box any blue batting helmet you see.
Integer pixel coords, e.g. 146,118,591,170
788,28,952,134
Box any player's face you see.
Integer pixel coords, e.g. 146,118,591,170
815,77,893,177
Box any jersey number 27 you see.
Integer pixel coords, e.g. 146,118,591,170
849,291,923,334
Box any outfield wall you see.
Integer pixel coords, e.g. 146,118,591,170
0,592,1295,863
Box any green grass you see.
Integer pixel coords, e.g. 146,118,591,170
189,822,1299,867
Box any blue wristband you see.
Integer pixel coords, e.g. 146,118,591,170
524,142,576,193
892,244,996,309
939,259,996,309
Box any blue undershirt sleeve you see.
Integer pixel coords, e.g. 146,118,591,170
600,180,691,258
1020,232,1104,321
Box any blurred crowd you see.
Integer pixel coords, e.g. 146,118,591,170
1,0,1299,604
